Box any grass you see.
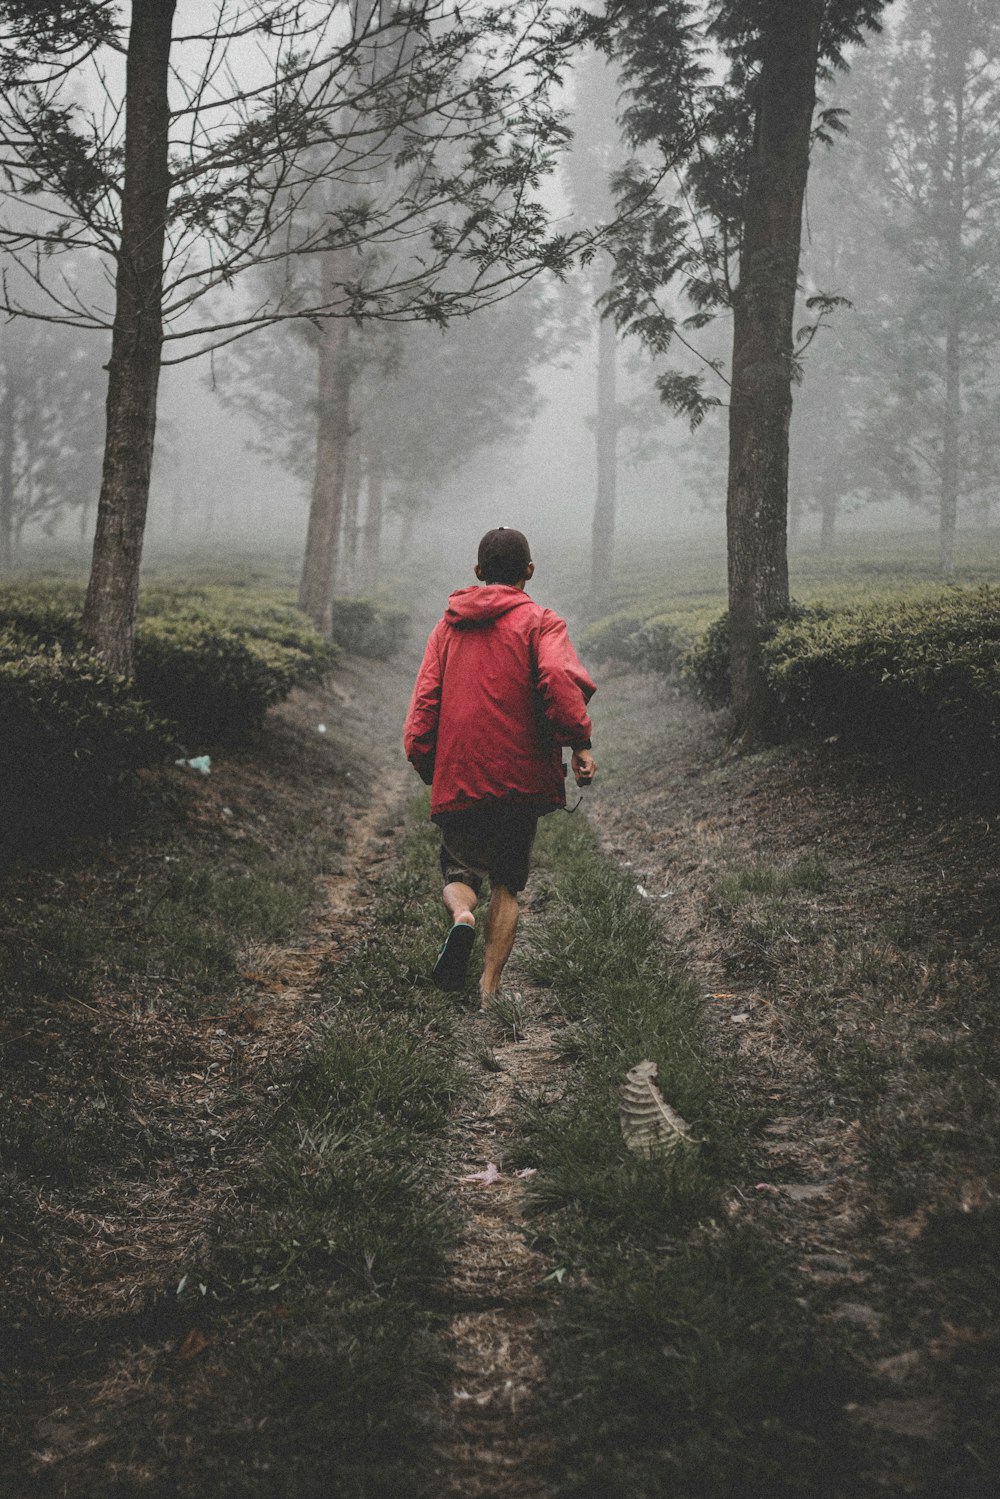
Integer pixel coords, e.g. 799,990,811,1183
0,826,338,1013
143,803,471,1498
597,527,1000,617
485,988,527,1042
712,852,832,905
577,529,1000,670
512,811,860,1497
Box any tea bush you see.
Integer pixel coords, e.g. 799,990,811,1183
328,596,409,659
763,587,1000,775
580,611,685,675
682,588,1000,778
134,613,336,745
0,583,341,744
0,632,174,846
683,613,731,707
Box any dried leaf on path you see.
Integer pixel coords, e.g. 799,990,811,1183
461,1162,502,1185
620,1059,695,1157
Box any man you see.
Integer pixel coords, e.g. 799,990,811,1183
403,527,596,1005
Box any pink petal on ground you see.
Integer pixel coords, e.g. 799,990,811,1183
754,1182,782,1196
514,1168,538,1179
461,1162,502,1185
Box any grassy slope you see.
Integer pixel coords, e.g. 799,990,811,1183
579,529,1000,642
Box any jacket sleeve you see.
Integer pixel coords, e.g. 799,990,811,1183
403,624,444,784
534,611,596,748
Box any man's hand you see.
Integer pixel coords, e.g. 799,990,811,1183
571,748,596,787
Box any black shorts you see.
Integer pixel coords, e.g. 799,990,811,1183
437,800,539,896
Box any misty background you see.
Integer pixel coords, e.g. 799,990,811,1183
2,0,996,599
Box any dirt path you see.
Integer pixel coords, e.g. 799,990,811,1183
434,988,559,1498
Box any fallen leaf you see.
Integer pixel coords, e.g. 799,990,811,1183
620,1060,695,1157
461,1162,502,1185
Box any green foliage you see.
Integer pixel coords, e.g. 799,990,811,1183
762,586,1000,776
327,596,409,660
580,610,685,674
134,613,334,745
0,630,175,846
0,580,346,845
684,611,731,706
0,582,84,648
135,586,341,742
680,584,1000,778
0,581,341,750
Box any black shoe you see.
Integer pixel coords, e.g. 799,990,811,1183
431,923,475,991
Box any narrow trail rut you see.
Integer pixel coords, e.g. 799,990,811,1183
434,992,560,1498
286,662,566,1496
279,665,567,1496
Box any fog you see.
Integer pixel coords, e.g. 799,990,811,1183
2,0,998,601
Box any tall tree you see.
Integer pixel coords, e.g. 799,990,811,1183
603,0,888,737
214,281,558,580
873,0,1000,572
563,49,626,597
0,1,599,672
0,319,106,566
719,0,822,735
82,0,174,672
792,6,1000,561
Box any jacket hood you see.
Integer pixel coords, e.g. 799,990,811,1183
444,584,535,628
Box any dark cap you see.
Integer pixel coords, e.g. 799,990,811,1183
477,527,532,585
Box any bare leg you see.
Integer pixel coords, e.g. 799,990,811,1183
443,881,477,928
480,884,519,1003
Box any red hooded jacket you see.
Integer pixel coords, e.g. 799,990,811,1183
403,585,596,819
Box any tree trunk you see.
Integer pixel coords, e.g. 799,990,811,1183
939,35,966,580
819,483,838,553
0,366,15,572
340,432,362,591
81,0,175,676
362,434,385,591
591,287,618,598
726,0,822,741
939,315,960,577
298,257,352,634
398,507,415,560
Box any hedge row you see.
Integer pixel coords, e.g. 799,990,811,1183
0,586,341,745
763,589,1000,775
684,589,1000,779
579,610,687,676
135,611,338,744
328,597,410,660
0,631,175,848
587,587,1000,779
0,584,408,848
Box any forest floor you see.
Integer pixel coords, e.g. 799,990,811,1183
1,646,998,1497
